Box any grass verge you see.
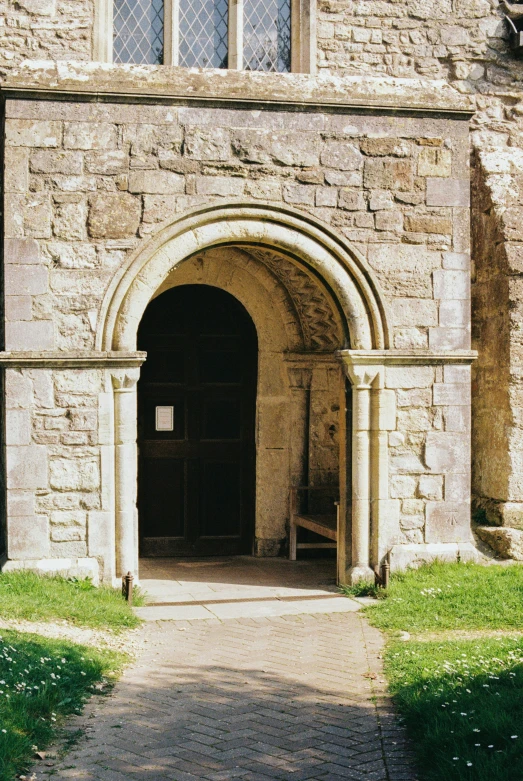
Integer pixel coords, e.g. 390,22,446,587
0,629,125,781
0,571,143,631
353,562,523,781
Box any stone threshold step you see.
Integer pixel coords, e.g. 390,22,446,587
147,592,344,607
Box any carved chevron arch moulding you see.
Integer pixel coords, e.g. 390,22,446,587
97,201,392,352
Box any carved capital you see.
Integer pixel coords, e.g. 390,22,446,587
342,361,383,390
286,366,313,390
111,368,140,391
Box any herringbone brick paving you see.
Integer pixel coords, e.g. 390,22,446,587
37,612,418,781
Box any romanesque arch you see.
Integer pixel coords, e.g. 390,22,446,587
99,202,392,585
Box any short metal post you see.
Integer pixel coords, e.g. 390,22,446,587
381,561,390,590
122,571,134,605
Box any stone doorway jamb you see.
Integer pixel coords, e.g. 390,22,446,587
339,351,394,585
111,367,141,579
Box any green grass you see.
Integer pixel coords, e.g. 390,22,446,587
356,562,523,781
359,561,523,632
0,571,143,631
385,637,523,781
0,629,125,781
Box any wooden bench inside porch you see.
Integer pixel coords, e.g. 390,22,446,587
289,486,340,561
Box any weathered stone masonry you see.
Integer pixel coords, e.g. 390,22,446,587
0,65,478,583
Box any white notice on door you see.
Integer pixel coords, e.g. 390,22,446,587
155,406,174,431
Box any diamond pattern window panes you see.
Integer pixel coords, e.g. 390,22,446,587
179,0,228,69
114,0,164,65
244,0,291,72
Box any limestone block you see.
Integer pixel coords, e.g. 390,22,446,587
88,193,141,239
54,371,102,394
439,300,469,327
443,365,470,384
7,445,48,490
17,0,55,12
49,459,99,492
394,328,428,349
417,147,452,177
363,159,414,191
389,431,405,447
5,195,25,239
396,388,432,407
8,515,50,559
405,215,452,234
433,269,470,300
6,120,61,148
377,389,396,430
50,510,87,528
369,190,394,210
476,527,523,560
50,542,88,558
6,371,32,409
418,474,443,500
391,475,417,498
441,25,469,45
4,238,40,264
426,178,470,207
5,148,28,193
128,170,185,194
8,491,35,517
360,138,411,157
283,184,315,206
25,194,52,238
44,242,98,269
5,410,31,446
443,252,469,270
385,366,434,389
388,542,479,572
5,296,32,321
338,190,365,210
142,194,177,224
64,123,118,151
391,298,437,326
70,410,97,430
51,526,86,542
195,176,244,196
244,179,282,200
87,511,114,570
443,406,468,432
84,150,128,175
6,321,54,350
5,265,48,296
397,408,433,431
320,142,362,170
185,126,230,160
368,243,441,276
325,171,362,187
429,327,469,350
30,151,83,175
53,199,87,241
400,512,425,530
433,382,470,406
390,452,426,474
375,211,403,232
316,187,338,207
425,432,469,473
425,501,471,543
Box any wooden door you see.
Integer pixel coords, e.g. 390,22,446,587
138,285,258,556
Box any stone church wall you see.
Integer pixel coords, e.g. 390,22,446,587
2,90,474,577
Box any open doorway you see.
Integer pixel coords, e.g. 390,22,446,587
138,284,258,557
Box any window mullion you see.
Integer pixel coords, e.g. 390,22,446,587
165,0,179,65
229,0,243,70
94,0,114,62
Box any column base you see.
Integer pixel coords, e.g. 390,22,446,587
346,565,375,585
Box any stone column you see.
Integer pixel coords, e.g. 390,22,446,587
111,368,140,579
340,360,383,584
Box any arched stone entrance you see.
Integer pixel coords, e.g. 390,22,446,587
98,202,392,585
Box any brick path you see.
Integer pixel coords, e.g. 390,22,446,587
37,612,417,781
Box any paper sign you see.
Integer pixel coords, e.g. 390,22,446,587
155,406,174,431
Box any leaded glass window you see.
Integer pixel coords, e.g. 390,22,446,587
179,0,228,68
243,0,291,72
113,0,164,64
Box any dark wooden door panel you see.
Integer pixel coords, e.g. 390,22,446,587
137,284,257,557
